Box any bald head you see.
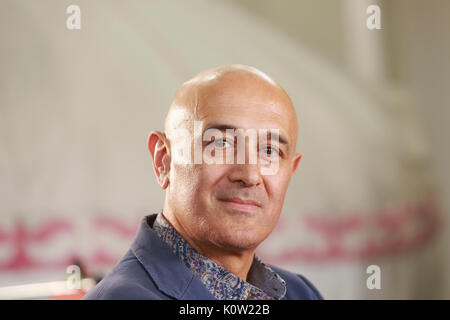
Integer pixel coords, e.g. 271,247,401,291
148,65,303,257
164,65,298,147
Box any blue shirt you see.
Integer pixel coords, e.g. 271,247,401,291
83,214,324,300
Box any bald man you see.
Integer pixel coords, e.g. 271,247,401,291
83,65,323,300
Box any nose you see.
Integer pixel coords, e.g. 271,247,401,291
228,164,262,187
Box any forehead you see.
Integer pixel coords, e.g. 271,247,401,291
195,79,296,143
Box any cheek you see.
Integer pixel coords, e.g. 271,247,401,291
265,172,291,209
170,164,226,205
199,164,227,185
169,165,200,211
196,165,229,205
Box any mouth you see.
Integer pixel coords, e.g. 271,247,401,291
218,197,262,213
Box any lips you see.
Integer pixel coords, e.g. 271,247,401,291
219,197,262,212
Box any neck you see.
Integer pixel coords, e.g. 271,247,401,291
161,208,255,281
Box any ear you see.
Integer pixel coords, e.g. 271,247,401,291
148,131,171,189
291,152,302,174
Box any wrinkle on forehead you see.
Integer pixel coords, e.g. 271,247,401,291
164,64,298,144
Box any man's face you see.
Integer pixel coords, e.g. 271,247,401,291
166,74,301,252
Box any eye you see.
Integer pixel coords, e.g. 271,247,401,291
261,146,281,158
211,138,231,149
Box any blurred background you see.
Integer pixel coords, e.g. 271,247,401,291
0,0,449,299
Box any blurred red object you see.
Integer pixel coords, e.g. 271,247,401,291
52,289,86,300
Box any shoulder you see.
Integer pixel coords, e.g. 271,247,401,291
82,250,169,300
270,265,324,300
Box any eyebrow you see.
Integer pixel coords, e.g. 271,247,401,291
203,123,289,146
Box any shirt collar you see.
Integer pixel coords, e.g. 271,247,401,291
130,214,215,299
152,212,286,300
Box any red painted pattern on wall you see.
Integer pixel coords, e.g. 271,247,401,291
0,196,442,272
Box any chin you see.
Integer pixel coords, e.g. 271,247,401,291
214,229,263,251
